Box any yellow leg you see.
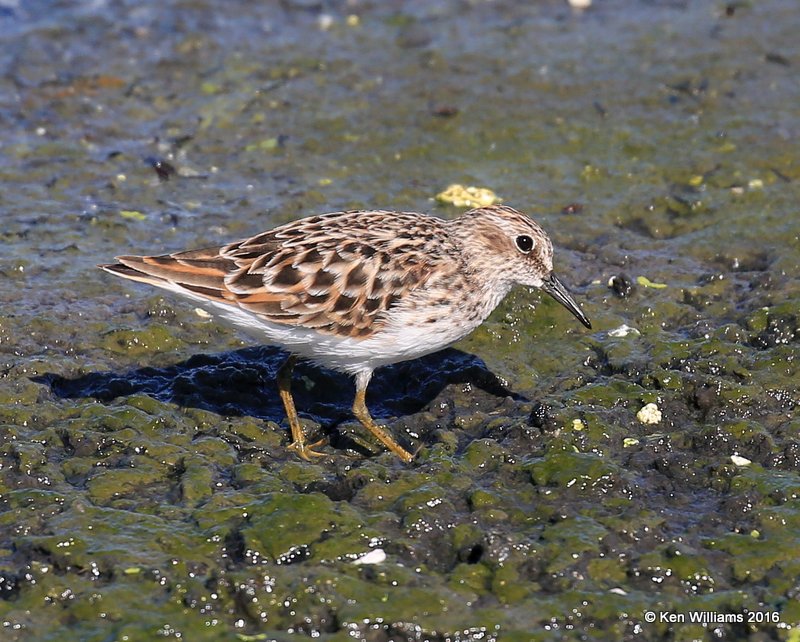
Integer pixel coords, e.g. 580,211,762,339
352,383,414,463
278,355,327,460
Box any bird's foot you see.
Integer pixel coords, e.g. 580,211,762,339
287,436,330,461
360,424,415,463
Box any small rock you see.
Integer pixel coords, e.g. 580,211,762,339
435,184,502,208
608,273,634,298
636,403,662,425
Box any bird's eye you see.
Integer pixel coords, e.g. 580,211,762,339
515,235,534,253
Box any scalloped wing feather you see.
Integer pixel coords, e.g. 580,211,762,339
100,210,457,339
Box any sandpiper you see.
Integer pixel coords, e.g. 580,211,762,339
100,205,591,462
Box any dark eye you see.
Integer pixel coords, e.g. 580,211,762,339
515,235,534,253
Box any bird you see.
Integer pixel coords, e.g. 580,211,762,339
99,204,591,462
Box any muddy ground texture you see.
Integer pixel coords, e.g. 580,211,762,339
1,0,799,640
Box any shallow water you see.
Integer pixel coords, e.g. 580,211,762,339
1,0,799,640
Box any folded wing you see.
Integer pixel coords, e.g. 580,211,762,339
100,210,451,339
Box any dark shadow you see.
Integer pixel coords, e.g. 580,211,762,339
34,346,524,429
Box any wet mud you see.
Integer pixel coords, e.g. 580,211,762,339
1,0,799,640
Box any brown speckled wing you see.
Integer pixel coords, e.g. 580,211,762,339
102,210,455,339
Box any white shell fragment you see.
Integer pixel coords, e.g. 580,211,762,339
730,455,752,467
609,324,640,338
352,549,387,565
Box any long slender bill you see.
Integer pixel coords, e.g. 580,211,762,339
541,273,592,329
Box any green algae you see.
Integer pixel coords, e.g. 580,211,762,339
541,516,607,574
527,451,622,492
100,326,183,356
242,492,367,563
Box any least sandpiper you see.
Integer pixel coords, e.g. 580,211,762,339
100,205,591,462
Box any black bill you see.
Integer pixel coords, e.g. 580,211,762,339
541,273,592,329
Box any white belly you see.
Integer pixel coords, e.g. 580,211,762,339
153,279,510,378
207,298,485,375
